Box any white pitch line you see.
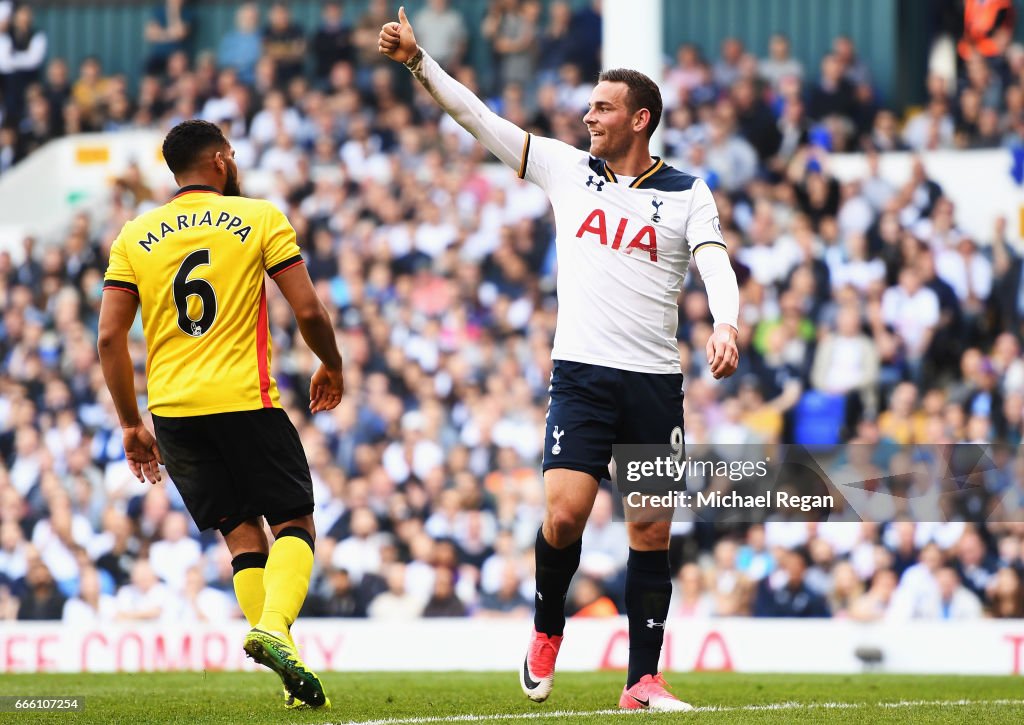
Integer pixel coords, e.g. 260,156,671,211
330,698,1024,725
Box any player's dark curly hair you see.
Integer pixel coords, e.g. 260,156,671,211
162,120,228,175
598,68,663,138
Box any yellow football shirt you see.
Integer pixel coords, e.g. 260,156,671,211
103,185,305,416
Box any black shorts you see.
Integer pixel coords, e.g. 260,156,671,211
152,408,314,534
542,360,684,482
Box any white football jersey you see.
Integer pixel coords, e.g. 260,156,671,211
520,135,726,374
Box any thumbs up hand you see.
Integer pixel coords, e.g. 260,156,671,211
379,5,419,63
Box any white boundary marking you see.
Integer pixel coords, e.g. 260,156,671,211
331,699,1024,725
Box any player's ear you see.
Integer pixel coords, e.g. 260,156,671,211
634,108,651,135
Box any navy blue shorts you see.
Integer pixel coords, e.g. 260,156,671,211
542,360,684,482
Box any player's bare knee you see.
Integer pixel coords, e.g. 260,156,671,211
544,509,586,548
627,520,671,550
270,514,316,542
223,518,268,556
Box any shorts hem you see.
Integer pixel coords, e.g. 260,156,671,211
541,462,609,483
265,503,315,527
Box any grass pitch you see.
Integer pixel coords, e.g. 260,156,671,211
1,671,1021,724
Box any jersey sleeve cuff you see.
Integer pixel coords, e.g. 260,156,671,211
517,133,531,179
267,255,305,278
103,279,139,296
692,240,728,255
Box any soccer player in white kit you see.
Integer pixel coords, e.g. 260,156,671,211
380,7,739,711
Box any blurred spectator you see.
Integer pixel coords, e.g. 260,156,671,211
483,0,539,92
958,0,1014,63
144,0,194,76
903,97,955,151
0,4,47,124
62,565,116,625
70,56,112,129
888,542,943,620
810,304,879,416
332,507,386,584
935,234,992,324
311,2,354,84
171,565,233,622
580,489,629,577
827,561,864,617
114,559,171,622
807,54,858,124
918,566,983,619
217,2,262,86
868,110,907,152
422,566,467,617
570,575,618,618
263,2,306,86
17,560,66,620
305,567,373,618
564,0,601,81
754,547,830,617
148,511,201,592
352,0,394,87
536,1,572,85
849,568,898,621
31,494,92,594
759,33,803,92
673,563,715,617
478,561,530,617
881,267,940,376
0,521,28,585
954,528,998,603
989,566,1024,618
708,539,751,616
413,0,467,70
0,124,16,171
732,78,782,161
713,37,745,89
664,45,708,111
877,383,926,445
992,216,1024,342
249,89,302,148
736,524,774,581
17,91,55,157
368,563,424,620
705,117,758,192
832,36,871,87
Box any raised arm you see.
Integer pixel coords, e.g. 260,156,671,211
379,6,527,172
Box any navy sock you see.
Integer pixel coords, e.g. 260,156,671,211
533,528,582,637
625,548,671,688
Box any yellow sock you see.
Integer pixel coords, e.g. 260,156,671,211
257,530,313,637
231,552,268,626
233,566,265,626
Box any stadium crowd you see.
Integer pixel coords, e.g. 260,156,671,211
1,0,1023,627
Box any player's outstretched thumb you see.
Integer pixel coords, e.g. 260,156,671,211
398,5,409,27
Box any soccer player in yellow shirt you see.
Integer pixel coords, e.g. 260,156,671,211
98,120,343,709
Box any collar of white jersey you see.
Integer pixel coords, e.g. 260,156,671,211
585,156,698,193
588,156,663,188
